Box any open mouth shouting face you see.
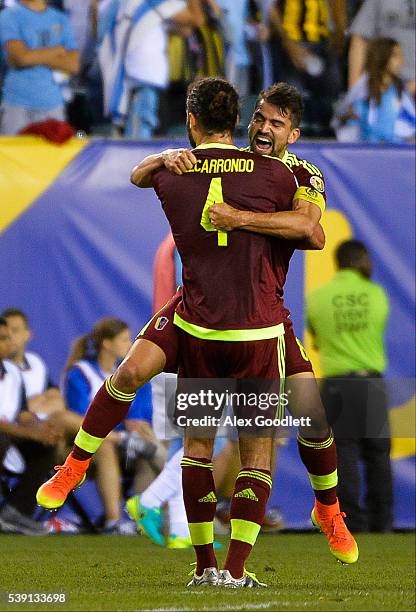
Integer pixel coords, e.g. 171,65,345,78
248,100,298,158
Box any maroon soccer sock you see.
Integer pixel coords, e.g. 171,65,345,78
71,377,136,460
224,468,272,579
297,434,338,505
181,456,217,575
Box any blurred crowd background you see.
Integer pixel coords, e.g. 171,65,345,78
0,0,415,142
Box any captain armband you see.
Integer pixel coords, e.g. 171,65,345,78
294,186,326,213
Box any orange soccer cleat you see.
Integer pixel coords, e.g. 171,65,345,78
311,499,359,564
36,456,91,510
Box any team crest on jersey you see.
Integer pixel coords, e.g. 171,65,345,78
310,175,325,192
155,316,169,331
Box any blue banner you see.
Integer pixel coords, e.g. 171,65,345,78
1,139,414,528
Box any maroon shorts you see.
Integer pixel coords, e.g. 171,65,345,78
176,329,286,430
283,314,314,376
139,289,313,376
178,329,285,380
137,291,182,373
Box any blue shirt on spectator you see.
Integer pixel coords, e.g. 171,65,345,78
0,3,77,109
354,84,413,143
216,0,250,67
64,360,152,431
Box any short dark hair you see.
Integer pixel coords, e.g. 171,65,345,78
336,240,369,269
187,77,239,135
1,308,29,326
255,82,304,128
0,316,7,328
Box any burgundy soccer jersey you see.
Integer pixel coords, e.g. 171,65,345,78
152,144,297,336
233,148,327,301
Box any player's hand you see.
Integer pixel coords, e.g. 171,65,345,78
161,149,197,175
209,203,241,231
31,420,64,446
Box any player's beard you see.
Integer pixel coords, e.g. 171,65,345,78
187,122,196,149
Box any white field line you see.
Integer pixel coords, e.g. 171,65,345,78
145,600,315,611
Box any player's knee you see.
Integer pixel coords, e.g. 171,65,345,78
239,438,272,470
184,437,213,460
112,361,146,393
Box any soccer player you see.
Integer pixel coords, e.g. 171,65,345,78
149,78,300,587
37,81,358,579
129,82,358,567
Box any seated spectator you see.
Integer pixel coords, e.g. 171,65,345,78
1,308,65,418
0,317,62,535
333,38,415,142
98,0,205,138
63,318,166,534
0,0,80,135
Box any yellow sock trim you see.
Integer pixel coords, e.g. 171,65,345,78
74,427,104,454
105,377,136,402
238,470,272,489
188,521,214,546
297,434,334,449
230,519,261,546
181,458,213,470
309,469,338,490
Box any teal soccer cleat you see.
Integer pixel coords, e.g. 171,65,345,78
125,495,164,546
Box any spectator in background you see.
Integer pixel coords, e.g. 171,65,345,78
348,0,415,97
0,317,61,535
2,308,65,418
63,318,166,534
63,0,111,133
215,0,251,116
0,0,80,134
99,0,205,139
267,0,346,135
333,38,415,142
307,240,393,533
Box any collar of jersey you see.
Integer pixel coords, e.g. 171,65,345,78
194,143,239,150
336,269,365,280
281,150,289,164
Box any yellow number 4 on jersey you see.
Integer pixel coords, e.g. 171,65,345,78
200,177,228,247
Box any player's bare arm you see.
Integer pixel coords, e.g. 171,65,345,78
209,198,323,244
131,148,325,249
292,222,325,250
130,149,197,188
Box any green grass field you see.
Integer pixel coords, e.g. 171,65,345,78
0,533,414,612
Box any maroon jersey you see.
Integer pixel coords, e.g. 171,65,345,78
271,150,327,298
152,144,297,338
